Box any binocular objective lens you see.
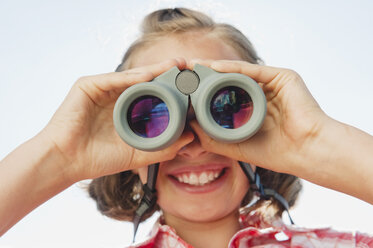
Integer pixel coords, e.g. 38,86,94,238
210,86,253,129
127,95,169,138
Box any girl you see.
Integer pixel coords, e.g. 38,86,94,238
1,7,372,248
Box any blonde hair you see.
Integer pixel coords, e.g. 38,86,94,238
115,7,262,71
89,7,301,223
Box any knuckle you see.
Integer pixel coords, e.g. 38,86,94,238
285,69,301,79
279,69,302,83
76,75,91,85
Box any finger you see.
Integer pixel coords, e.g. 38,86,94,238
187,58,215,70
189,59,288,85
79,58,187,93
210,60,287,84
130,57,187,75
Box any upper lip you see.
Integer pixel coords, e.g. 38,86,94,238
165,163,230,176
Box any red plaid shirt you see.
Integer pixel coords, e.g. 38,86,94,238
129,211,373,248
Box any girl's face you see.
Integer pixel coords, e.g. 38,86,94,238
131,32,251,223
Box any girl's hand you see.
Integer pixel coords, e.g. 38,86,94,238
0,59,196,234
187,59,329,175
188,59,373,204
41,58,194,182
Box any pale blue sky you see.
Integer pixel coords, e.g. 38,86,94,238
1,0,372,247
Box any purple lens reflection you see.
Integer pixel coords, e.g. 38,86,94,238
210,86,253,129
127,96,169,138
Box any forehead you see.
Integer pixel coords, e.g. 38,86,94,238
130,32,242,68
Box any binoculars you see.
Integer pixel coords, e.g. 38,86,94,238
113,64,266,151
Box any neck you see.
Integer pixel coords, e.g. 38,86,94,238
163,210,241,248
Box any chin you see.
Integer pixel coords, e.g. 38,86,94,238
159,196,241,223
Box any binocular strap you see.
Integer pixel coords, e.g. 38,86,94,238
238,161,294,225
132,162,294,242
132,163,159,243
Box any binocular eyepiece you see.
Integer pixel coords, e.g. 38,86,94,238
113,64,266,151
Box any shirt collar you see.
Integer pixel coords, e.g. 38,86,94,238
130,209,284,248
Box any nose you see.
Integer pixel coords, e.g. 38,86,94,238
177,98,208,159
177,136,209,159
177,99,209,159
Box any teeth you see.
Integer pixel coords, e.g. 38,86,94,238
182,174,189,183
189,173,198,185
208,173,214,181
174,170,223,186
199,172,208,185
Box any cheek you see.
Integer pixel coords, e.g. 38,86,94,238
235,170,251,203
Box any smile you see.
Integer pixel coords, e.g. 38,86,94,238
171,168,225,186
166,164,230,193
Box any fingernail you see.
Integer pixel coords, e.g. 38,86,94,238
210,61,222,69
189,59,202,69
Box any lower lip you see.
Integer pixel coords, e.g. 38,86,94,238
168,168,230,194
